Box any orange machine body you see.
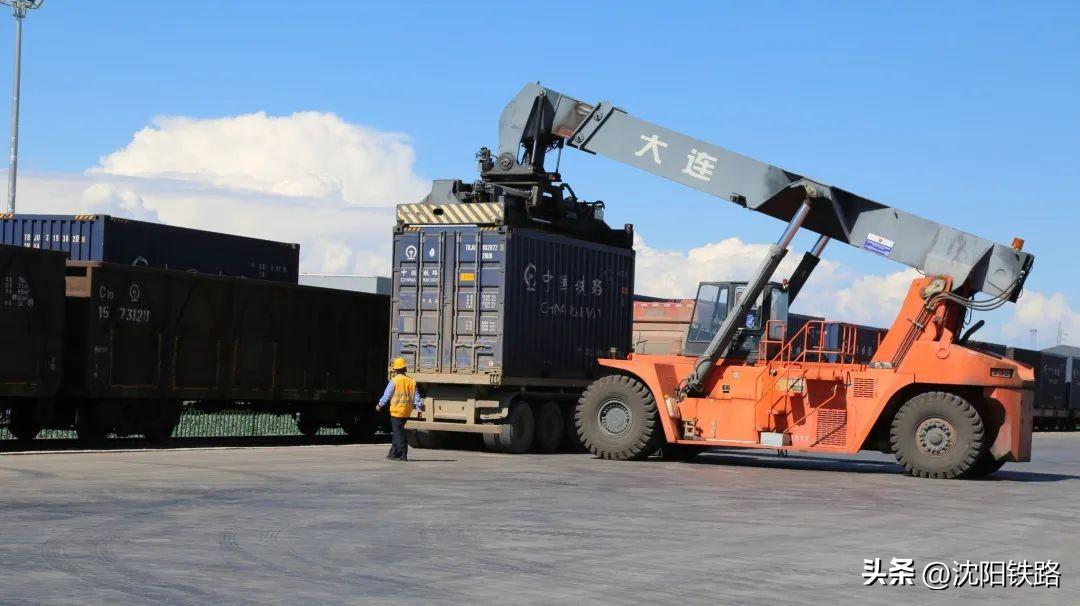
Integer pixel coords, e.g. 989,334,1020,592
602,277,1034,462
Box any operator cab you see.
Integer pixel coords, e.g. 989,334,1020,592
683,281,789,360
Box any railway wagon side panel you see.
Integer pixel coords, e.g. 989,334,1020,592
67,263,391,405
0,245,66,398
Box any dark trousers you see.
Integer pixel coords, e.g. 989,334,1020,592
388,417,408,460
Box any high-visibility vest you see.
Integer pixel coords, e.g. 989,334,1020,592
389,374,418,418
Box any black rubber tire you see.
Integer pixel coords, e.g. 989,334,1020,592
481,429,501,452
561,403,586,452
890,391,985,479
413,430,449,449
661,444,708,461
8,407,41,441
532,401,564,453
576,375,663,461
484,401,535,454
964,453,1008,478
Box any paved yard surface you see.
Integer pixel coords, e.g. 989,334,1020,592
1,435,1077,605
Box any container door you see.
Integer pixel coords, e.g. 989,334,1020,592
417,232,444,371
392,229,446,372
450,228,502,374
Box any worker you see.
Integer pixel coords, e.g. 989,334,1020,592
376,358,424,461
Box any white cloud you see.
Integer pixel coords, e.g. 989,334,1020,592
91,111,429,206
832,268,921,326
81,182,160,222
12,111,425,275
1000,290,1080,348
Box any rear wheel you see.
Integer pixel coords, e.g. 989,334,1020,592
483,401,535,454
408,429,448,449
576,375,663,460
532,401,564,453
890,391,985,479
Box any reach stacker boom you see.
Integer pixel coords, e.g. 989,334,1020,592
477,83,1035,478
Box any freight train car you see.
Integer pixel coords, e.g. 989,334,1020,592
1009,347,1071,429
0,245,67,439
392,182,634,453
6,260,389,442
2,214,300,282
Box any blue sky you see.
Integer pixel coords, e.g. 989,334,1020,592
2,1,1078,345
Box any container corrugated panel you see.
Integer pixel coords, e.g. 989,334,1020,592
63,262,388,403
2,214,299,282
391,225,633,384
1009,348,1068,410
0,245,66,397
1037,353,1070,410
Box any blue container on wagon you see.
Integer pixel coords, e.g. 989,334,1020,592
1,214,299,283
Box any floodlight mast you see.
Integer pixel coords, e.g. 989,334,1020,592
1,0,44,214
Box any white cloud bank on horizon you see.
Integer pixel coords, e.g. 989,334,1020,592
9,110,1078,348
92,111,429,206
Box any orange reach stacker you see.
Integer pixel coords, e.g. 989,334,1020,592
476,83,1035,478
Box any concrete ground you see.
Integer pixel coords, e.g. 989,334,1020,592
1,435,1077,605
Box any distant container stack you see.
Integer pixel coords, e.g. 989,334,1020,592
299,274,391,295
1,214,299,282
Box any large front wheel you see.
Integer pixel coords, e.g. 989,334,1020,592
890,391,986,479
576,375,664,460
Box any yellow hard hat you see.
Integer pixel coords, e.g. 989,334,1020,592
391,357,408,371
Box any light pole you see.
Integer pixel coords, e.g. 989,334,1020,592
0,0,44,214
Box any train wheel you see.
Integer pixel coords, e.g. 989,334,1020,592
75,404,107,444
342,415,375,440
532,401,564,453
143,402,181,444
576,375,663,461
890,391,985,479
8,406,41,441
296,413,320,438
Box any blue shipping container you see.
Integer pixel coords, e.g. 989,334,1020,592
390,225,634,384
1,214,299,282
